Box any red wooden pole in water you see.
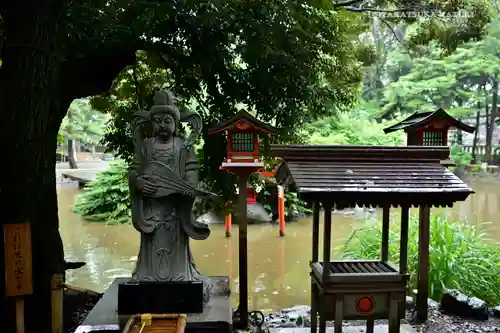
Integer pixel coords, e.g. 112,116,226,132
228,238,232,280
225,214,232,238
279,238,285,292
278,185,285,237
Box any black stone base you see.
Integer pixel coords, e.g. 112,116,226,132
118,280,203,315
75,276,232,333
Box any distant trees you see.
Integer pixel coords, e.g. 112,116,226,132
59,99,109,168
381,16,499,159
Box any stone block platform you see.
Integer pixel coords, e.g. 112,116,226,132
75,276,231,333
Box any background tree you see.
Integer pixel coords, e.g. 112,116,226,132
59,99,109,168
381,16,499,158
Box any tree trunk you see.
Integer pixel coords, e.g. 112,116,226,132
471,110,480,163
490,75,499,162
67,139,78,169
0,3,67,333
484,91,492,163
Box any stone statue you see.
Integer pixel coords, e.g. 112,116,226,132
128,89,214,302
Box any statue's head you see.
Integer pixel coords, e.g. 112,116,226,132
150,90,180,140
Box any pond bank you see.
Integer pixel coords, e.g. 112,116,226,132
64,289,102,333
67,295,500,333
264,296,500,333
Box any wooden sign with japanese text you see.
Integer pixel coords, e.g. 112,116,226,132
4,223,33,296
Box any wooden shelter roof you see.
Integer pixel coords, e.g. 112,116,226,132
270,145,473,208
383,108,475,134
208,110,277,134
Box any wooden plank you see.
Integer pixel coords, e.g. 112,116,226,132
4,223,33,297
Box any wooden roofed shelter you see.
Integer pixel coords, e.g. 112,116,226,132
383,108,474,147
270,145,474,333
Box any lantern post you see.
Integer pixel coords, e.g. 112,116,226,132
208,111,277,329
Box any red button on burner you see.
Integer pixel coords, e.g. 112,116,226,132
357,296,374,314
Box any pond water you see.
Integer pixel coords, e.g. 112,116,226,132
59,178,500,312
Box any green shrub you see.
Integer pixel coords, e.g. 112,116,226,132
284,192,311,218
450,144,472,167
258,184,311,220
305,111,404,146
73,160,130,224
340,214,500,305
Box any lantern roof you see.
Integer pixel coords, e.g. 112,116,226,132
383,108,475,134
208,110,278,135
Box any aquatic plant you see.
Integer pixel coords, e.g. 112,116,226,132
340,214,500,305
73,160,131,224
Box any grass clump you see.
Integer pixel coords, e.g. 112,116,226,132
73,160,130,224
340,214,500,305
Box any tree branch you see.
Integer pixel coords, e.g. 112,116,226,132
332,0,363,6
342,6,413,13
333,0,419,13
378,17,403,44
59,0,142,99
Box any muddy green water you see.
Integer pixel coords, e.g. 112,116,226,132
58,179,500,312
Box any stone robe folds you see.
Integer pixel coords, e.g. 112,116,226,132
128,136,211,296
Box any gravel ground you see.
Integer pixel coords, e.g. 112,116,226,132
263,303,500,333
410,307,500,333
66,297,500,333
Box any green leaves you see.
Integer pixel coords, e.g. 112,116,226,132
59,99,109,146
341,213,500,305
380,15,500,118
73,160,131,224
304,106,405,145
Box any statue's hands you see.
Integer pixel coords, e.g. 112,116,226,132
137,176,156,195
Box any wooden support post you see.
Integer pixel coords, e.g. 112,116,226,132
417,205,431,321
399,207,409,274
388,297,401,333
4,223,33,333
322,203,332,283
224,214,232,238
381,206,390,262
278,185,285,237
52,274,64,333
366,319,374,333
176,314,187,333
319,202,333,333
15,298,25,333
237,173,249,329
310,281,318,332
310,202,320,333
334,297,343,333
312,202,320,263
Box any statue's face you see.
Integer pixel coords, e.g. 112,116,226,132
152,113,176,139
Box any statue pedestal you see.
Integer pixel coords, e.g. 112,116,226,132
75,276,232,333
117,280,204,314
